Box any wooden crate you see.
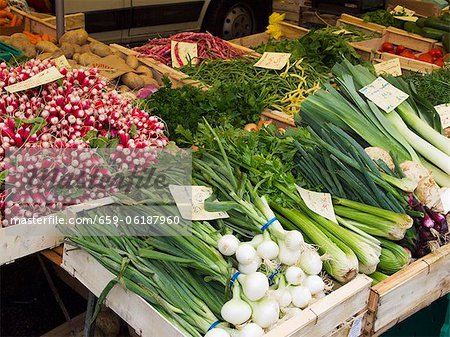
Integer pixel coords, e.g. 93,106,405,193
9,7,62,38
230,21,309,48
273,0,301,24
31,12,85,31
336,14,385,37
350,27,441,71
363,243,450,336
62,246,372,337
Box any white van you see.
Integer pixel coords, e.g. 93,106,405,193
38,0,271,43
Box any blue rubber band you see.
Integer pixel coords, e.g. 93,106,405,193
261,217,277,232
229,271,241,288
207,320,221,331
268,264,282,285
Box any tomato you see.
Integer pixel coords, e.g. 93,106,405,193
396,45,405,55
400,51,416,59
387,50,397,54
417,53,434,63
434,57,444,67
428,48,443,59
381,42,395,52
444,53,450,62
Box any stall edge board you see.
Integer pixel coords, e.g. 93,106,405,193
62,246,186,337
363,243,450,336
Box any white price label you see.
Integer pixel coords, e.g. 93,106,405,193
439,188,450,214
359,77,409,112
296,185,337,223
6,66,63,93
254,52,291,70
434,103,450,129
394,16,419,22
53,55,72,69
171,41,198,68
374,58,402,77
391,5,415,16
348,314,364,337
169,185,229,221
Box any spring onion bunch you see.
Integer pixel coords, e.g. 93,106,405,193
301,59,450,187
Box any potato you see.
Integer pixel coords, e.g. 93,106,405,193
118,85,131,93
80,43,91,54
126,55,139,69
112,49,127,60
67,59,78,68
9,39,36,58
68,43,82,54
135,65,153,77
0,35,11,44
36,41,59,53
79,52,101,66
59,42,75,59
72,53,81,63
121,72,144,90
90,42,112,57
10,33,28,42
101,54,127,67
140,75,159,87
59,29,89,45
37,52,53,60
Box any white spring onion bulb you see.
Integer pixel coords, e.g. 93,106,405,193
236,243,257,265
278,241,301,266
298,250,322,275
221,284,252,326
303,275,325,295
238,256,261,274
290,286,312,309
249,234,264,248
237,323,264,337
250,297,280,329
272,287,292,308
256,233,279,260
284,230,304,251
238,272,269,301
285,266,305,285
204,328,231,337
218,235,240,256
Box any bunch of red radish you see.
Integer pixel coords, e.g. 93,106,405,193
380,42,448,67
134,32,244,66
0,58,168,226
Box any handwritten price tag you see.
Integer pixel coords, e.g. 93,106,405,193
53,55,72,69
434,103,450,129
359,77,409,112
374,58,402,77
296,185,337,223
171,41,198,68
439,188,450,214
254,52,291,70
391,5,415,16
6,66,63,93
169,185,229,220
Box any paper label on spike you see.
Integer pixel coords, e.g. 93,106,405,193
171,41,198,68
296,185,337,223
439,188,450,214
5,66,63,93
434,103,450,129
53,55,72,69
254,52,291,70
348,314,364,337
374,58,402,77
359,77,409,112
169,185,228,220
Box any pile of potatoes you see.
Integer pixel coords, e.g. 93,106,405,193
1,29,160,92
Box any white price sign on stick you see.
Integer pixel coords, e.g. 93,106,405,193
296,185,337,223
169,185,229,221
171,41,198,68
254,52,291,70
374,58,402,77
5,66,64,93
434,103,450,129
359,77,409,112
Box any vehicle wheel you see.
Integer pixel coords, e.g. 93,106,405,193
203,0,257,40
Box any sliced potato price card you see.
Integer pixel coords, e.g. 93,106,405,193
359,77,409,112
296,185,337,224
